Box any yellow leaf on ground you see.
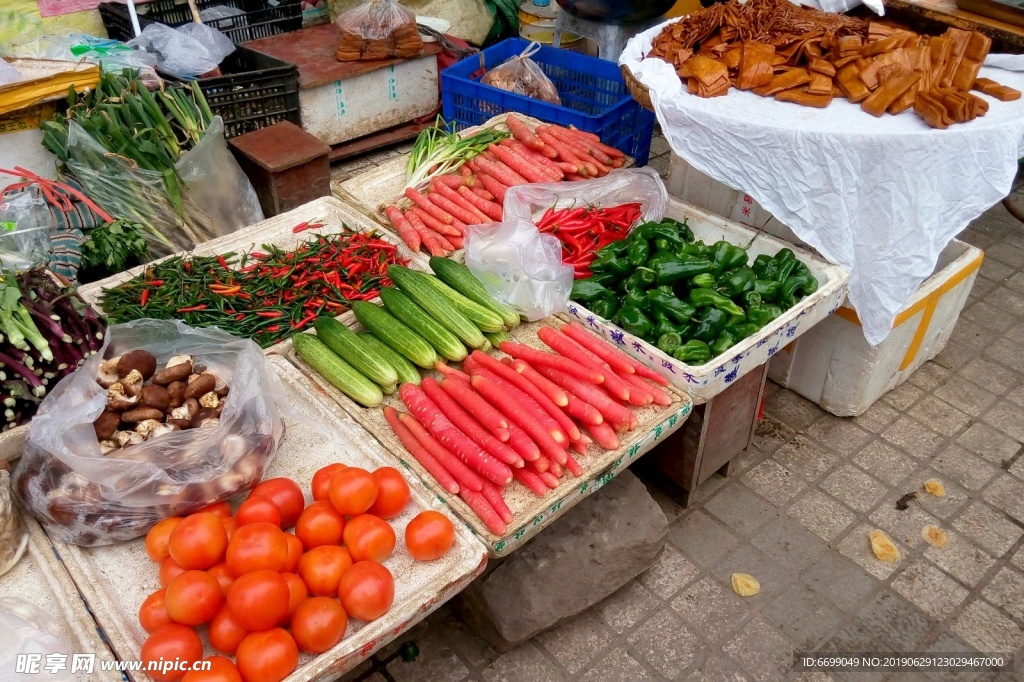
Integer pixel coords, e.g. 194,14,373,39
869,529,901,563
731,573,760,597
922,525,949,548
923,479,945,497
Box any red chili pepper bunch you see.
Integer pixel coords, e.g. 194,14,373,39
536,202,642,279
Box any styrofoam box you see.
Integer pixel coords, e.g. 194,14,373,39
566,198,850,404
52,355,489,682
0,103,59,181
768,238,983,416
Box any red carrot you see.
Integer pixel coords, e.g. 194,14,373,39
461,165,474,177
432,184,489,224
563,391,604,425
470,373,568,466
399,384,513,486
397,412,483,492
384,407,459,494
562,322,635,375
472,352,579,441
432,174,466,189
548,460,564,478
537,126,603,176
476,172,508,204
405,187,453,224
385,205,420,252
505,358,567,406
527,454,550,474
570,438,588,455
471,186,495,202
410,206,461,238
406,210,448,257
536,129,588,176
488,143,553,183
513,467,548,496
466,356,571,445
422,377,523,468
476,156,528,186
532,365,632,431
621,372,671,406
499,341,604,384
447,234,464,250
562,126,626,159
585,421,621,450
564,451,584,477
506,422,541,462
435,361,471,382
481,483,513,525
458,185,503,222
506,114,546,151
565,173,587,182
537,327,632,403
459,488,507,535
440,375,510,440
539,471,560,489
435,233,456,252
547,125,614,166
505,140,565,179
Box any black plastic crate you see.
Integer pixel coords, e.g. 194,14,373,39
100,0,302,44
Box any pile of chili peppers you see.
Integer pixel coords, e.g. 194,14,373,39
99,230,408,348
536,203,643,279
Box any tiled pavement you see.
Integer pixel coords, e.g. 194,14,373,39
333,139,1024,682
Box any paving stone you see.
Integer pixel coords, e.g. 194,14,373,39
481,643,566,682
786,490,857,542
982,402,1024,442
742,461,808,507
1009,456,1024,481
949,319,998,353
868,494,942,549
891,560,970,620
970,275,1001,297
1007,385,1024,409
705,483,780,537
669,510,740,568
851,401,901,434
909,396,972,438
956,423,1022,466
639,477,689,526
985,337,1024,375
981,567,1024,623
712,543,799,603
913,471,972,520
769,390,828,431
925,530,997,588
951,502,1023,557
730,445,771,476
853,589,935,652
934,382,998,419
806,418,873,456
987,286,1024,316
951,600,1024,654
922,632,997,682
959,357,1023,396
593,580,660,635
883,382,926,411
671,577,751,643
882,416,948,460
579,648,654,682
650,135,671,157
1006,272,1024,294
772,436,841,482
762,581,845,650
751,516,829,574
723,615,795,682
933,342,975,371
908,362,953,391
963,301,1019,334
535,611,613,676
626,609,704,679
817,620,891,656
852,440,918,485
837,524,902,580
754,415,798,455
801,552,880,614
386,624,471,682
820,465,889,513
428,606,500,670
980,257,1017,282
930,444,1000,491
684,654,751,682
639,543,701,600
980,474,1024,524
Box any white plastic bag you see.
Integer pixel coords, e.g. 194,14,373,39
0,470,28,579
0,58,22,86
129,23,235,79
0,186,53,270
481,42,560,105
3,34,160,87
465,218,573,321
13,319,289,546
504,167,668,225
0,598,73,682
201,5,247,21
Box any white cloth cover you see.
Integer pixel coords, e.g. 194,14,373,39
621,21,1024,345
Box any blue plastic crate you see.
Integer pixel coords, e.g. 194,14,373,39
441,38,656,166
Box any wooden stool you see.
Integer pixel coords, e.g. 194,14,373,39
228,121,331,218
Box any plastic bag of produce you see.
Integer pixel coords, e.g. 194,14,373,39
481,41,560,105
13,319,289,546
129,23,235,78
335,0,423,61
0,470,28,578
0,185,53,270
465,217,572,320
3,34,160,88
0,597,73,682
504,167,668,225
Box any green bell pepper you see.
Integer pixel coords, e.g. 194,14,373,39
590,243,632,275
681,242,710,258
710,330,737,357
693,307,728,342
779,273,818,309
727,322,760,340
742,291,762,308
654,284,676,296
653,237,675,254
659,217,695,243
589,271,621,289
571,280,614,303
690,288,745,317
726,312,746,328
775,259,798,283
652,256,714,285
672,339,711,364
627,239,650,267
746,304,774,328
765,305,783,322
657,331,682,355
719,267,756,297
710,240,749,275
762,248,795,280
751,253,774,277
652,311,677,340
617,306,653,338
676,322,696,341
753,279,780,301
624,288,649,310
589,297,619,320
691,273,716,289
792,260,810,278
646,290,697,325
645,252,678,269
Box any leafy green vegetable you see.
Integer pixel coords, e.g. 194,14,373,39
405,116,509,190
82,219,150,276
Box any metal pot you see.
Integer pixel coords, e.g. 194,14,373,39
554,0,676,23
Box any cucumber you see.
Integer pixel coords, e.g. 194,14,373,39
484,329,509,347
429,257,521,328
386,267,489,348
380,287,468,362
389,265,505,333
313,316,398,388
351,301,438,369
294,334,383,408
359,332,421,386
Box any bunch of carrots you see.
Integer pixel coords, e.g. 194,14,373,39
383,321,671,535
385,115,628,257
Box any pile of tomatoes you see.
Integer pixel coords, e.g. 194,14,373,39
138,464,457,682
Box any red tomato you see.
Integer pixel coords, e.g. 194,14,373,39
311,463,346,502
294,501,344,551
209,606,249,656
404,510,456,561
226,569,289,631
251,478,305,528
145,517,182,564
196,501,233,519
165,570,223,626
159,557,187,588
168,513,228,570
181,656,241,682
343,515,396,563
235,496,282,528
282,533,303,573
328,468,378,517
235,629,298,682
280,572,308,626
368,467,411,519
297,545,352,597
225,522,287,577
290,597,348,654
208,563,234,596
140,624,204,681
337,561,394,622
139,588,173,634
221,517,238,542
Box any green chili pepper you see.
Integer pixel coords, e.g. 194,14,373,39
633,222,685,248
746,304,773,328
726,312,746,327
651,256,714,285
571,280,614,303
627,240,650,267
657,331,682,355
691,273,716,289
652,311,677,340
590,245,632,275
676,322,695,341
775,259,798,283
588,297,619,320
753,279,779,301
762,248,795,280
727,322,760,340
624,288,649,310
765,305,783,322
710,330,737,357
590,271,621,289
646,289,697,325
645,252,678,269
719,267,755,297
693,307,728,342
742,291,762,308
690,288,745,317
654,284,675,296
751,253,773,277
623,268,656,291
681,242,710,258
617,306,653,338
672,339,711,364
710,241,748,275
659,217,695,243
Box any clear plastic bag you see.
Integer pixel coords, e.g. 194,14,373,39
3,34,160,88
13,319,289,546
0,186,53,270
0,58,22,86
201,5,247,22
335,0,423,61
0,470,28,579
504,167,668,225
129,23,235,79
481,42,560,105
0,597,73,682
464,217,573,321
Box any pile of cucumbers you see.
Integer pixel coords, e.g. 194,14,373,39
294,258,520,407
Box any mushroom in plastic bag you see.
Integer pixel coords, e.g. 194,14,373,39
0,468,28,578
481,42,561,105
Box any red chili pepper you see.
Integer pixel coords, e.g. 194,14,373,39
177,304,208,313
140,289,150,307
146,280,163,287
266,325,280,333
217,255,230,270
257,310,284,318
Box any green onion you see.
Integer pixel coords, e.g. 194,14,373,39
405,116,510,190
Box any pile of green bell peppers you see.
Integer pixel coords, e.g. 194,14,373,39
570,219,819,364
